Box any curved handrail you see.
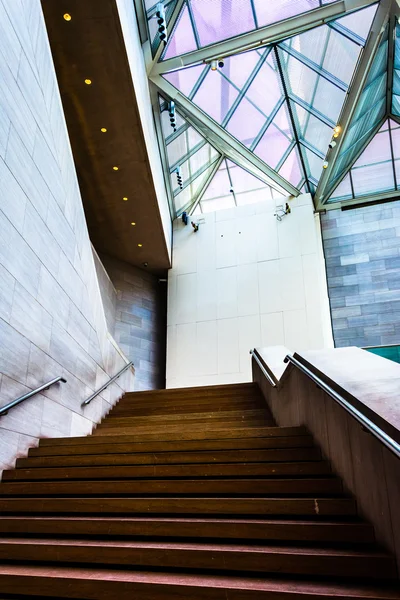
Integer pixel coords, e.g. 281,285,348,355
284,354,400,460
82,361,134,407
0,377,67,417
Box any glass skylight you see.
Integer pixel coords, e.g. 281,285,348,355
325,24,389,197
199,158,287,213
328,119,399,202
392,23,400,117
159,97,221,214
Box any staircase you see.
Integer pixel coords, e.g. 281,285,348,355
0,382,398,599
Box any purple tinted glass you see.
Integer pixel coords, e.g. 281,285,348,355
227,160,266,194
391,123,400,160
163,6,198,60
335,4,377,42
254,123,292,169
353,129,392,168
330,173,353,200
245,55,283,117
254,0,319,28
272,104,293,139
193,71,239,124
226,98,266,147
279,147,303,187
163,64,206,97
202,162,231,200
191,0,256,48
352,162,395,196
223,50,261,90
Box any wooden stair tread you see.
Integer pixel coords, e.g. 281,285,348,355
0,516,375,543
93,423,276,436
29,435,314,457
19,446,317,467
0,565,399,599
0,538,395,579
0,496,356,515
39,426,307,446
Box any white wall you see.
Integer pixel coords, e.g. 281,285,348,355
166,194,333,388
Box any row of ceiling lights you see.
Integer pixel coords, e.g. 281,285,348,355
64,12,143,249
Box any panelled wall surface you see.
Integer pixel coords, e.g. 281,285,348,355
0,0,135,473
167,194,333,388
321,201,400,347
98,255,167,390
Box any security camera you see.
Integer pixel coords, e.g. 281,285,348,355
142,262,148,268
229,187,234,193
329,140,337,149
218,59,225,68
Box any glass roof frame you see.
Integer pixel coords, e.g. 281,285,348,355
141,0,400,215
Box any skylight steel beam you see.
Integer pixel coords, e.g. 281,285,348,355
146,0,185,75
314,0,391,210
150,73,299,196
186,155,225,215
151,0,378,76
324,187,400,210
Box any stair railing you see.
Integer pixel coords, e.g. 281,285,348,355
82,361,134,407
0,377,67,417
284,354,400,460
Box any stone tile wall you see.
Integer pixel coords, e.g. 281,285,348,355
0,0,134,473
321,201,400,347
100,255,167,391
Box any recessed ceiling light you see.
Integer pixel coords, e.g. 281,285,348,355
84,79,92,85
101,128,107,133
138,243,143,247
123,197,128,201
63,13,72,21
113,166,119,171
131,222,136,226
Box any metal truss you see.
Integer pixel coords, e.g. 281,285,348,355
314,0,392,210
149,0,378,76
150,73,298,196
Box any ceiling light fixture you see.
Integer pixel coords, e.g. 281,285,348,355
101,128,107,132
334,125,341,134
211,60,218,71
131,222,136,226
113,166,119,171
123,197,128,201
84,79,92,85
323,161,329,169
63,13,72,21
138,243,143,247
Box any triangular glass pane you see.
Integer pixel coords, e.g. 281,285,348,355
333,4,377,44
163,64,207,98
200,159,280,213
162,5,198,60
190,0,256,48
174,162,217,212
254,104,294,169
254,0,319,28
326,25,389,193
328,173,353,201
226,97,268,147
279,146,303,188
192,70,239,124
328,119,396,202
392,23,400,117
291,102,333,155
304,147,324,183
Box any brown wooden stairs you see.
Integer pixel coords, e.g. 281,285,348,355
0,382,399,599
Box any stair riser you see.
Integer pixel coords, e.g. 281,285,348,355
8,463,329,481
29,435,313,457
38,426,308,447
0,518,375,543
0,478,343,496
0,498,356,515
19,446,317,468
0,545,394,579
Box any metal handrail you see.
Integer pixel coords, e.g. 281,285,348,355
250,350,276,387
82,361,134,407
284,354,400,460
0,377,67,417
